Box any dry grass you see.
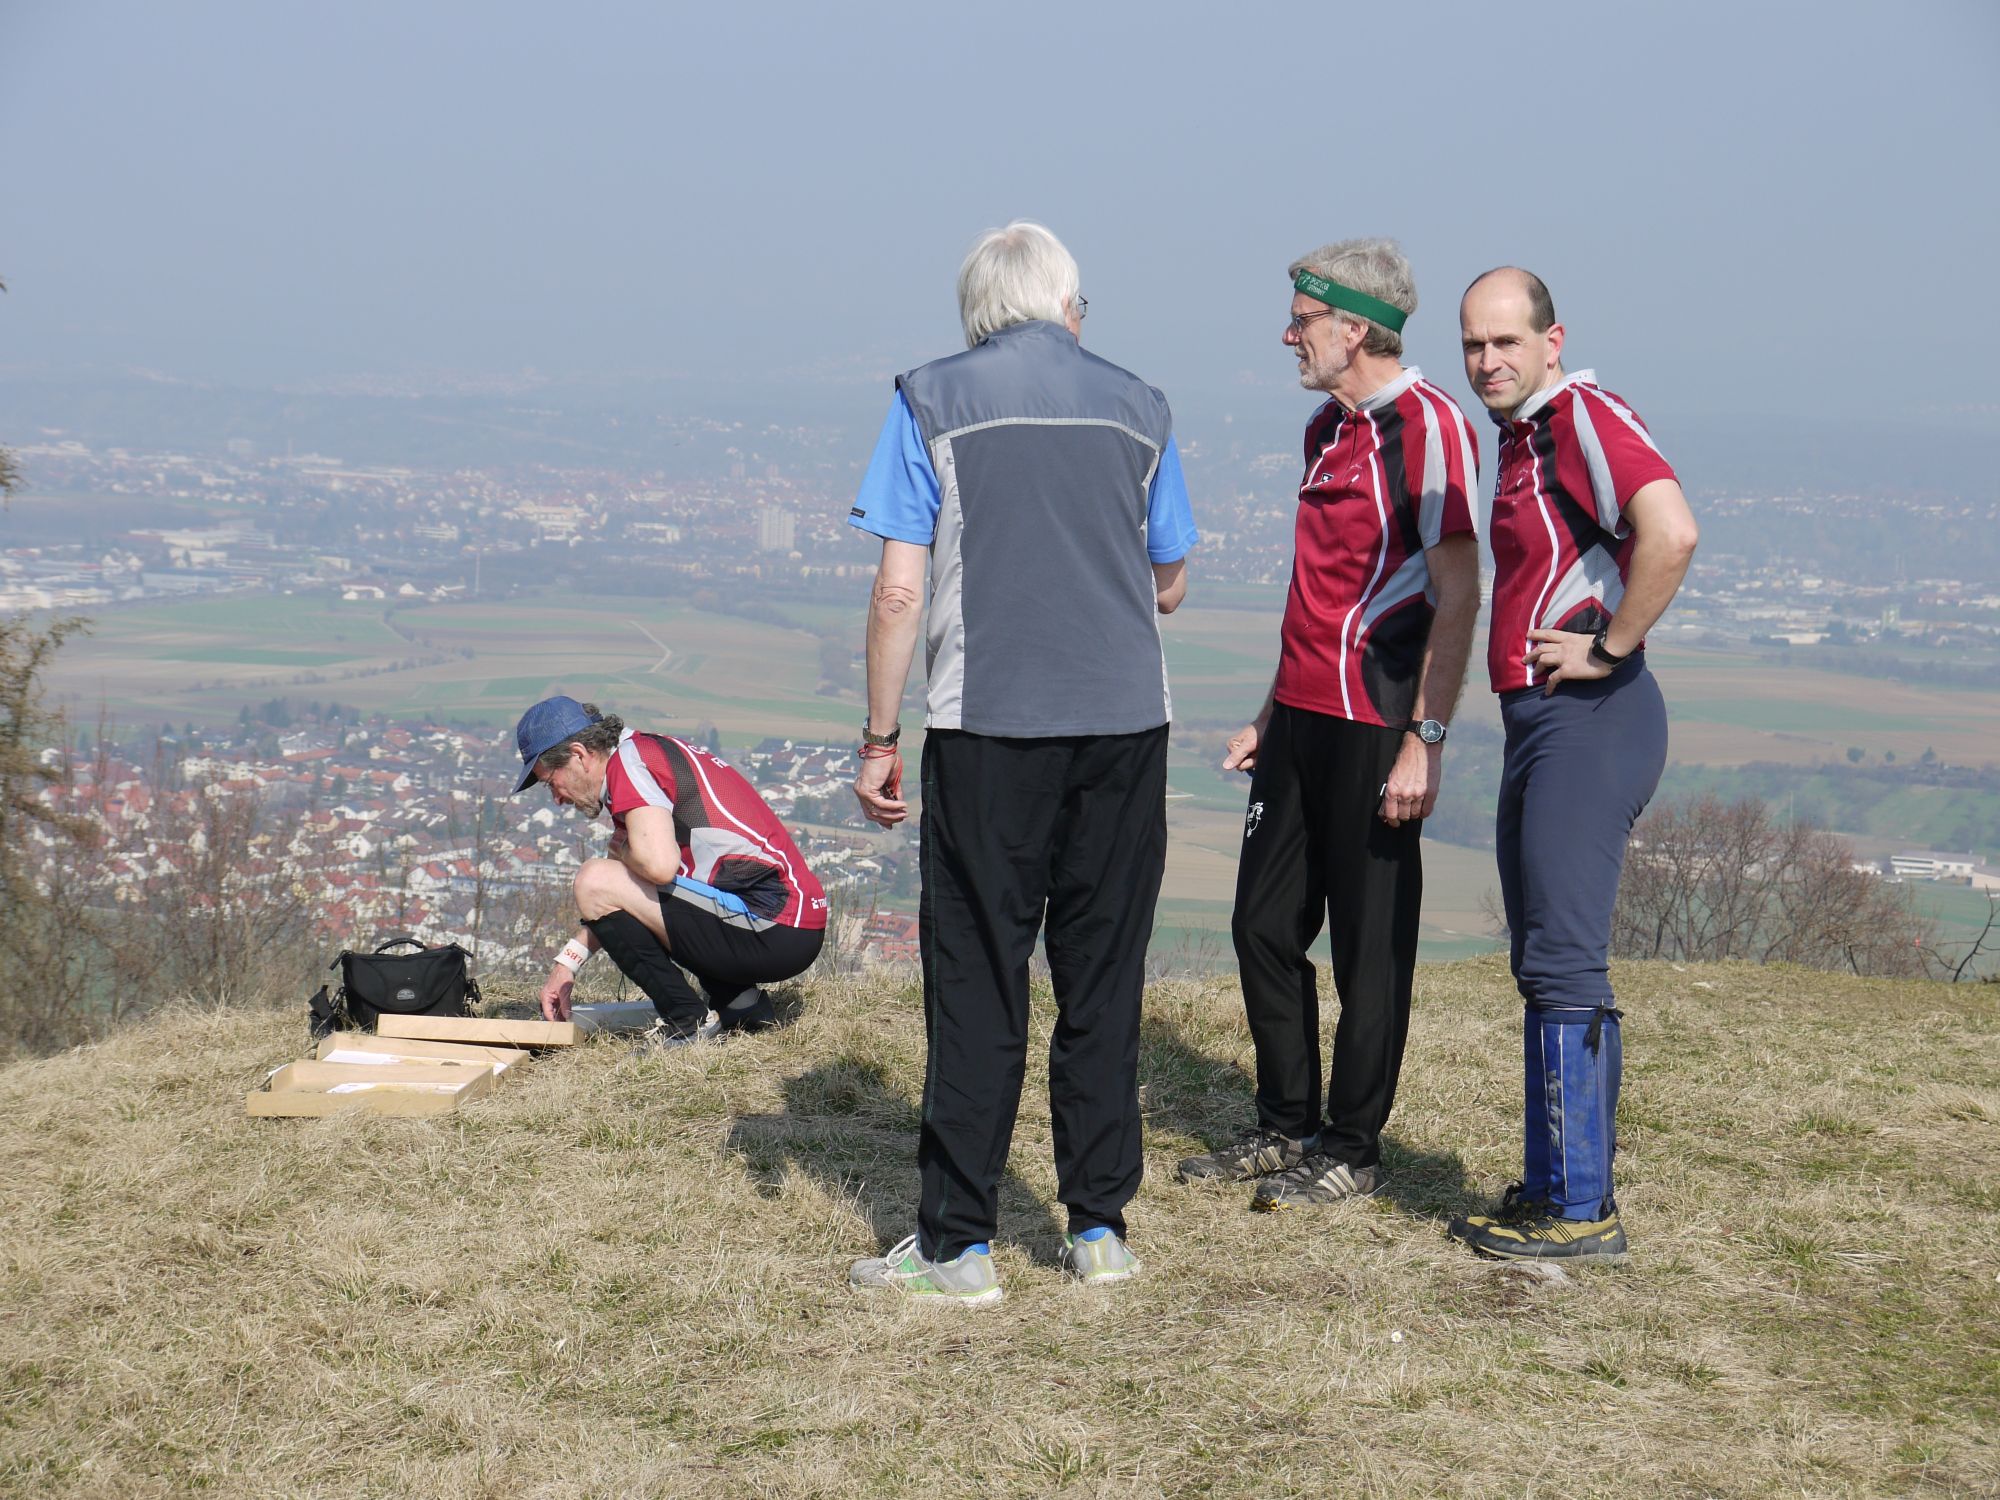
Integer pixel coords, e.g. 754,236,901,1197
1,958,1995,1498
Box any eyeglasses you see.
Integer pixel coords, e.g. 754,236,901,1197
1287,307,1338,337
1074,293,1088,321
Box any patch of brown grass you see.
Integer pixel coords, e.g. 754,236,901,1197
1,959,1995,1497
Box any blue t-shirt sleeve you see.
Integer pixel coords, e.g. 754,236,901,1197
848,391,940,545
1146,435,1198,564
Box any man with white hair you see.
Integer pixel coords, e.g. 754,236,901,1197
845,221,1197,1304
1179,239,1480,1211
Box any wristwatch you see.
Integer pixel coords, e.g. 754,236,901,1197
1410,719,1447,745
1589,628,1632,668
860,723,901,748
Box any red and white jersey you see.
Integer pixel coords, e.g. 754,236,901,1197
1486,370,1679,695
1274,367,1480,728
602,729,827,930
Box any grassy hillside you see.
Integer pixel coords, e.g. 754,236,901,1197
2,959,1995,1498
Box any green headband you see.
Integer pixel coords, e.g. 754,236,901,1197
1293,270,1409,333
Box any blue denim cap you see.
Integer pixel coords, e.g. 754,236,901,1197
513,695,601,793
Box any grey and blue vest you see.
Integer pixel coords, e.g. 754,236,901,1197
897,320,1175,737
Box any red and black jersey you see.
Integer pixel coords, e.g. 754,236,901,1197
1274,368,1480,728
602,729,827,930
1486,371,1679,695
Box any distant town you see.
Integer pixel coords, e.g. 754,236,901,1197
36,703,921,974
7,436,2000,660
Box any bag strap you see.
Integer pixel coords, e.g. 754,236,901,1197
374,933,427,954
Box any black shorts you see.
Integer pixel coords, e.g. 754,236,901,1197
657,893,823,987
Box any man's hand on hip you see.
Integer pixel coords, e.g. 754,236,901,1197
1380,734,1442,827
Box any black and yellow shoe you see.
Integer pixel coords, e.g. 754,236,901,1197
1448,1207,1628,1262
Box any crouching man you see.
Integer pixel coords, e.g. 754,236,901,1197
512,695,826,1045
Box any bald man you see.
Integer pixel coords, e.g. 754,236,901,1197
1447,268,1698,1262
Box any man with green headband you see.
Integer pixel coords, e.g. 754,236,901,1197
1179,238,1480,1211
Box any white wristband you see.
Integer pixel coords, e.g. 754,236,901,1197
554,938,592,975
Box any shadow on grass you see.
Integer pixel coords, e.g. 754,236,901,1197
1374,1136,1479,1221
1136,1014,1254,1143
1137,1014,1477,1220
726,1057,1067,1262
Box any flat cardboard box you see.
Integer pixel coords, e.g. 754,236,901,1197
314,1032,529,1072
247,1059,495,1118
377,1014,577,1047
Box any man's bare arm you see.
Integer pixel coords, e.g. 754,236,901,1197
855,539,928,827
1153,558,1188,614
1527,479,1698,693
619,805,680,887
866,540,927,735
1410,534,1480,724
1601,480,1698,656
1382,533,1479,825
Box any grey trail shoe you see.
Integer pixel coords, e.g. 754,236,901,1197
1251,1153,1382,1211
627,1015,717,1057
849,1235,1004,1307
1176,1126,1320,1184
1060,1227,1143,1284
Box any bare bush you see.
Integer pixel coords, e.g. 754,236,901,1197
98,784,336,1012
0,616,100,1055
1612,794,1932,977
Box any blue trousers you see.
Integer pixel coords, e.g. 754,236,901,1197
1496,657,1666,1218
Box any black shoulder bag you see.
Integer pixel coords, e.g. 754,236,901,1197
312,934,482,1037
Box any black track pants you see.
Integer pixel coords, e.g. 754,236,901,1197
915,725,1169,1263
1229,704,1421,1166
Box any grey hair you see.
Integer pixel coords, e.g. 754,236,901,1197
1287,237,1417,358
534,703,625,774
956,220,1080,348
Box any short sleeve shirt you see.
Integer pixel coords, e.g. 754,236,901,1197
848,389,1198,563
1273,368,1480,729
602,729,827,929
1485,371,1679,694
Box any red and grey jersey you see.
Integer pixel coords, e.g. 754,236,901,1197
1486,370,1679,695
602,729,827,931
1274,368,1480,728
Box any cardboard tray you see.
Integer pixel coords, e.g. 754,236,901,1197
247,1059,496,1118
314,1032,530,1072
376,1014,578,1047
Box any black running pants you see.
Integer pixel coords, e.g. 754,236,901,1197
916,725,1168,1262
1230,704,1421,1167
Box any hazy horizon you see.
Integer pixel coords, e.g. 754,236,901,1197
5,1,1997,437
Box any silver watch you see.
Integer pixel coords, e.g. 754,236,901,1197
1411,719,1447,745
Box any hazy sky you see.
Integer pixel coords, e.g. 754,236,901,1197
4,0,1997,427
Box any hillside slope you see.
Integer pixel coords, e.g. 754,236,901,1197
1,958,1995,1498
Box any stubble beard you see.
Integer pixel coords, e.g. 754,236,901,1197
1298,346,1350,394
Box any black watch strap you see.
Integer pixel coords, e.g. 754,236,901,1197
1589,628,1632,668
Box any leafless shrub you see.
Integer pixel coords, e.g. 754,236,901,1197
1612,794,1932,977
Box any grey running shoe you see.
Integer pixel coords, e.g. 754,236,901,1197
714,985,777,1034
1251,1153,1382,1211
627,1016,716,1057
848,1234,1003,1306
1060,1227,1143,1284
1176,1126,1320,1183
